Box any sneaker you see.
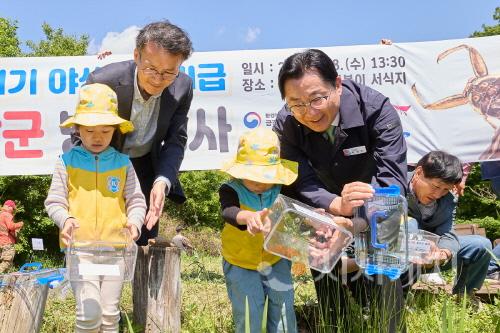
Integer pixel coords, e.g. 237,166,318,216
420,272,446,285
485,271,499,282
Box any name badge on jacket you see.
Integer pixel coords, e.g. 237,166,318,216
343,146,367,156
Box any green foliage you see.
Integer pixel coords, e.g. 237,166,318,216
455,164,499,242
244,295,269,333
471,7,500,37
456,164,499,220
165,170,229,229
245,296,250,333
456,216,500,241
440,296,467,333
25,22,89,56
0,175,61,263
0,18,21,56
120,308,142,333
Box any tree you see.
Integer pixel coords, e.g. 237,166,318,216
0,18,89,264
471,7,500,37
0,18,21,57
26,22,89,56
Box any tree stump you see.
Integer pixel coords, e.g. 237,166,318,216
133,237,181,333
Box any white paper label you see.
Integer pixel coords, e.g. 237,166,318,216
291,203,332,225
406,239,432,253
78,263,120,276
31,238,44,250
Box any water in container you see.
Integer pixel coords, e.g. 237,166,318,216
404,218,441,265
264,194,353,273
354,185,409,280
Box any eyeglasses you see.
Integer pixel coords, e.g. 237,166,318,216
286,89,333,116
138,55,179,81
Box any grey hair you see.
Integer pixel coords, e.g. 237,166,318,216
136,21,193,60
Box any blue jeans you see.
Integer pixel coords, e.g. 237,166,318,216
223,259,297,333
453,235,492,294
487,244,500,275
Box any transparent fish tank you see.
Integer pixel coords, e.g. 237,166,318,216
264,194,353,273
66,228,138,281
354,185,409,280
404,231,440,265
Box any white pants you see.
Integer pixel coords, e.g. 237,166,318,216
70,257,124,333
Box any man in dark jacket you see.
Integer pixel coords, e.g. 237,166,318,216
86,21,193,245
273,48,407,332
406,151,491,295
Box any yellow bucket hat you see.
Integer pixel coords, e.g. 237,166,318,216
221,127,298,185
60,83,134,134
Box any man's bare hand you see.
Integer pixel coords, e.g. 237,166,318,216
145,181,167,230
329,182,374,216
411,241,451,269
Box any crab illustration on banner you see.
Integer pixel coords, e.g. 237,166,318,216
411,44,499,160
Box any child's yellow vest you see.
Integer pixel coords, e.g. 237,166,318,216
61,146,129,248
221,179,281,270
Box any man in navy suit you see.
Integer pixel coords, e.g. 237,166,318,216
86,21,193,245
273,49,407,332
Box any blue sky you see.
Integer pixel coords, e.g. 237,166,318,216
0,0,497,54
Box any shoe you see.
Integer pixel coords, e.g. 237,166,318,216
485,271,499,282
420,272,446,285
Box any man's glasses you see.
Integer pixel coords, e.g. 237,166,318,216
138,56,179,81
286,89,333,116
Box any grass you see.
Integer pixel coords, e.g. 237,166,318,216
13,216,499,332
37,252,499,333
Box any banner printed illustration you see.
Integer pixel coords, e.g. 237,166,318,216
0,36,498,175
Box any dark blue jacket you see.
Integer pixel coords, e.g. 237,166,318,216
273,79,408,211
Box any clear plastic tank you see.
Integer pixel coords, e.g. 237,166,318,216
354,185,409,280
264,194,353,273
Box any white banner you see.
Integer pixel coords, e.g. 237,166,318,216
0,36,498,175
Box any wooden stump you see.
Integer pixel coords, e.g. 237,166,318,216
133,237,181,333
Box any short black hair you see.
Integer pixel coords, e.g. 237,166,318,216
278,49,338,99
136,21,193,60
416,151,463,184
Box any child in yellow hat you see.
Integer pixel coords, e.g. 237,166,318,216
45,83,146,332
219,127,298,333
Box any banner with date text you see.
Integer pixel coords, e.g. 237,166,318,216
0,35,498,175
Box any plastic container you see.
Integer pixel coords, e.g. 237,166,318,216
263,194,353,273
66,228,138,282
0,262,62,333
354,185,409,280
404,229,440,264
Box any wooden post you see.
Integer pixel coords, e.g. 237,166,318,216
133,237,181,333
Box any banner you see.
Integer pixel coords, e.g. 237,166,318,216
0,35,498,175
